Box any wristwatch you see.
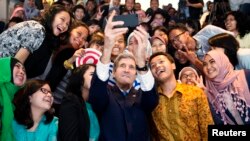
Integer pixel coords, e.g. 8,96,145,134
136,65,148,71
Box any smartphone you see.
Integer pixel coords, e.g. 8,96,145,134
113,14,139,28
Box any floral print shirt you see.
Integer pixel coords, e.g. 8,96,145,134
0,20,45,58
151,83,214,141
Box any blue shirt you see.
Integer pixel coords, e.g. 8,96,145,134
86,102,100,141
12,116,58,141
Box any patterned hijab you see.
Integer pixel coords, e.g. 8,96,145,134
205,50,250,124
0,57,23,141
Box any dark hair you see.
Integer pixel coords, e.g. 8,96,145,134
86,19,100,27
225,11,250,38
87,37,104,48
208,33,239,67
167,23,188,36
5,17,24,29
150,10,169,27
13,79,54,129
61,20,89,45
38,4,72,35
149,52,175,65
66,64,96,98
185,18,201,36
152,26,168,36
73,4,86,14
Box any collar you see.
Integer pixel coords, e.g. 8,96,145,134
157,82,185,96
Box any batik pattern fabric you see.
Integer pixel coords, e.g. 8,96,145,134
151,83,214,141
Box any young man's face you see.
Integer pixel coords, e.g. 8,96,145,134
150,0,159,11
150,55,175,82
169,29,189,50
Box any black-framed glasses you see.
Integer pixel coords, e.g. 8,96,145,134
170,31,185,43
40,88,53,96
181,73,196,79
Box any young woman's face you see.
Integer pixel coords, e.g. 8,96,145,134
112,35,126,56
154,30,168,45
13,62,26,86
69,26,89,49
225,14,237,32
203,54,219,79
27,0,35,7
74,8,85,21
29,84,53,111
88,25,100,35
151,39,167,54
52,11,71,36
154,14,165,24
82,66,95,100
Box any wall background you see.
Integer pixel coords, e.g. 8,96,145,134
120,0,213,11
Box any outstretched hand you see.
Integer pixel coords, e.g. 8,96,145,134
101,10,128,64
192,75,206,90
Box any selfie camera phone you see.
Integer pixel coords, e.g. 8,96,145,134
113,14,139,28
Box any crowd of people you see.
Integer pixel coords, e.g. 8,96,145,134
0,0,250,141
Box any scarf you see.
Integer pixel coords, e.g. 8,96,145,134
205,50,250,124
0,57,22,141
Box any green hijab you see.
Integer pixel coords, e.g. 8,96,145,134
0,57,23,141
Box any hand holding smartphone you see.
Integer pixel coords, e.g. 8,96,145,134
113,14,139,28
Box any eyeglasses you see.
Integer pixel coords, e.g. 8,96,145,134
170,31,185,43
40,88,53,96
181,73,196,79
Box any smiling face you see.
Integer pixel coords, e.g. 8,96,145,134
29,84,53,112
203,54,219,79
113,58,136,89
180,70,197,86
88,24,100,35
74,8,85,21
111,35,126,57
52,11,71,36
150,0,159,11
150,55,175,83
125,0,135,11
151,38,167,54
169,29,189,50
154,29,168,45
13,62,26,86
69,26,89,49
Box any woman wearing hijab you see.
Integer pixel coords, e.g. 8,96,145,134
203,50,250,125
23,0,40,20
0,57,27,141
